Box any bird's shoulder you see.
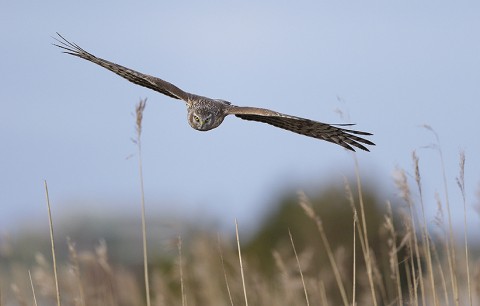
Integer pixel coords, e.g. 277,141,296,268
214,99,232,106
188,94,231,105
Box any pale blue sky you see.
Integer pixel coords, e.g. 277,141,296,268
1,1,479,236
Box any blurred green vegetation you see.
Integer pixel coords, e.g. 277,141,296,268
1,179,478,305
245,185,388,271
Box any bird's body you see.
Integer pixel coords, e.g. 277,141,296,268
54,33,375,151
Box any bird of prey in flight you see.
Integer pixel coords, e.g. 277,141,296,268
54,33,374,151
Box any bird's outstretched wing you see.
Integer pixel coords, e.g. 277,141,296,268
227,106,375,151
53,33,191,101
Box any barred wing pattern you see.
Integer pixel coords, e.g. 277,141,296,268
228,107,374,151
53,33,190,101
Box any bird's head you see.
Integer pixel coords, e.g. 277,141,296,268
188,107,223,131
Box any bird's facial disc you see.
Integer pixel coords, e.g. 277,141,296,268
189,110,215,131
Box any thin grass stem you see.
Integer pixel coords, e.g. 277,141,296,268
177,236,186,306
134,99,151,306
217,234,234,306
235,219,249,306
456,151,472,306
288,229,310,306
44,180,61,306
353,156,378,306
423,125,459,305
352,211,357,306
28,270,38,306
412,151,437,305
298,191,349,306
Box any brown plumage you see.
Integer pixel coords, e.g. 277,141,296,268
54,33,375,151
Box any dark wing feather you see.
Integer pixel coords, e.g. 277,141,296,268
53,33,190,101
227,106,375,151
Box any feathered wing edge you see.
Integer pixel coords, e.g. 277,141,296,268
52,33,191,101
227,106,375,151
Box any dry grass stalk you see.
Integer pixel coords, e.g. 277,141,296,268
134,98,151,306
412,151,438,306
298,191,349,306
422,125,459,305
318,281,329,306
396,203,418,306
344,176,366,306
177,236,187,306
28,270,38,306
384,201,403,306
352,156,379,306
431,235,450,304
370,250,388,304
32,253,56,299
67,238,85,306
394,167,424,306
288,229,310,306
352,208,357,306
44,180,61,306
456,151,472,305
432,190,450,304
135,98,147,137
217,234,235,306
235,219,249,306
404,260,414,306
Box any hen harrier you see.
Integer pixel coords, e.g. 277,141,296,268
54,33,374,151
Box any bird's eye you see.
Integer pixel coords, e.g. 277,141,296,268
193,115,200,122
205,117,210,123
